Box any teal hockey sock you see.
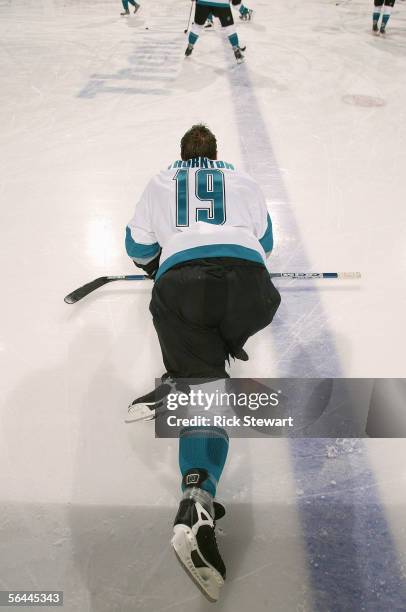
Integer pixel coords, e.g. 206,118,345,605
228,32,239,48
381,12,390,26
188,31,199,45
179,427,229,497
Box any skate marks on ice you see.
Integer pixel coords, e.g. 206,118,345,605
0,321,150,508
224,53,406,610
290,439,406,612
77,0,186,99
217,438,314,612
226,61,342,377
0,501,315,612
0,502,181,612
172,58,225,94
367,35,406,58
0,487,300,611
342,94,386,108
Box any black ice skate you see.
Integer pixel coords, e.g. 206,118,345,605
171,472,226,602
373,22,379,33
233,46,245,63
120,9,130,15
185,43,194,57
133,3,140,14
380,25,386,34
126,378,188,423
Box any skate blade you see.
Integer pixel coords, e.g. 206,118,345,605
171,527,224,603
125,403,155,423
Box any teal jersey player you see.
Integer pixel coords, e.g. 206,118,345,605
372,0,395,34
120,0,140,16
205,3,253,28
185,0,246,63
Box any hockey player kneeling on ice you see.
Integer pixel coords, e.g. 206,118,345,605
124,124,280,600
185,0,246,63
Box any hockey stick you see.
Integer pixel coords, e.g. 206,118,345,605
270,272,361,279
64,271,361,304
184,0,195,33
64,275,147,304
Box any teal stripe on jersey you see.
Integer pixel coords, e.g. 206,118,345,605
197,0,230,7
259,214,274,254
125,226,160,261
155,244,265,280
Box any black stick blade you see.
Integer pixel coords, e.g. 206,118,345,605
64,276,113,304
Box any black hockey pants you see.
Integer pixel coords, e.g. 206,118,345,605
149,258,281,379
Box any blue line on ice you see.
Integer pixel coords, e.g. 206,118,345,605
226,60,406,609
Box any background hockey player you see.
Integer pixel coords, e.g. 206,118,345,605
372,0,395,33
239,3,254,20
120,0,140,16
205,3,253,28
185,0,246,62
124,124,280,601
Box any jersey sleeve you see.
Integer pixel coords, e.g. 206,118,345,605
259,212,274,256
125,180,161,266
250,181,274,257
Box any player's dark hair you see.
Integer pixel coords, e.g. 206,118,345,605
180,124,217,161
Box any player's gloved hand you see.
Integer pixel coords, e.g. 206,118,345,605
232,0,242,5
133,250,161,280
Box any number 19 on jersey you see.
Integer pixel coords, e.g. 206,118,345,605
174,169,226,227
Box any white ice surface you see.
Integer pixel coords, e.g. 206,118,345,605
1,0,406,610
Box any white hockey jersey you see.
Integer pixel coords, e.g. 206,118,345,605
125,157,274,281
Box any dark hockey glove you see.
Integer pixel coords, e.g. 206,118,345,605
133,250,161,280
232,0,242,5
